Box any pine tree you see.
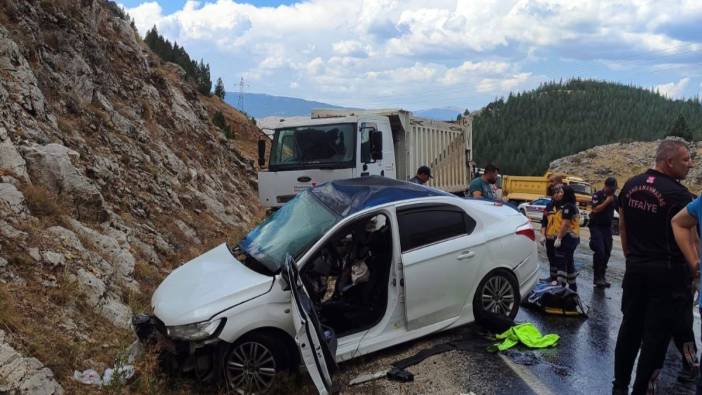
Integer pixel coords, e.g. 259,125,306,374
212,111,234,139
213,111,226,129
669,114,693,141
196,60,212,96
142,27,213,97
214,78,226,99
144,26,158,50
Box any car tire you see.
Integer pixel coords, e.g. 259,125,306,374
473,270,520,320
222,332,294,394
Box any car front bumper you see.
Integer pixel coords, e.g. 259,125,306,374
132,314,224,382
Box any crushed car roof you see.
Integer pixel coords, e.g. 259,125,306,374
310,176,453,217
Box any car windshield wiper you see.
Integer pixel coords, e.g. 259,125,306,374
228,243,276,276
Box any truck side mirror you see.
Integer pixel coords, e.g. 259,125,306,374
257,140,266,167
370,130,383,160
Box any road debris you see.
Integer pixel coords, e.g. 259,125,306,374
348,370,388,385
72,364,135,386
73,369,102,386
387,367,414,382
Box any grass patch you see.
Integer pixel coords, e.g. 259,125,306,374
20,184,70,218
126,263,159,310
0,283,21,334
45,272,77,307
0,277,133,392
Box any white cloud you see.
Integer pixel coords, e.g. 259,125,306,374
656,77,690,98
477,72,534,93
332,40,370,58
440,61,511,85
123,1,163,32
124,0,702,109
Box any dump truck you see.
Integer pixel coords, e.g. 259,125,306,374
257,108,473,208
502,173,594,225
503,173,593,209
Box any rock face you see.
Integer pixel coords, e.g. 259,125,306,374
549,138,702,193
0,127,29,182
21,143,108,221
0,331,64,395
0,183,27,216
0,0,265,391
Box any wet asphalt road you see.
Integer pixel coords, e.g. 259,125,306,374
338,226,701,394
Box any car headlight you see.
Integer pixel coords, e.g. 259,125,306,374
166,318,225,341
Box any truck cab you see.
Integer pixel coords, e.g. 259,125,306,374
258,109,472,209
258,113,396,208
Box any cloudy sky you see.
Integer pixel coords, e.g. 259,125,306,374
121,0,702,111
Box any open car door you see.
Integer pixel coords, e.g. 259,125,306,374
283,255,337,395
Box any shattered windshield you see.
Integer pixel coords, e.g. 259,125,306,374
269,123,356,170
239,191,339,274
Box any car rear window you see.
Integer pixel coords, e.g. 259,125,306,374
397,204,476,252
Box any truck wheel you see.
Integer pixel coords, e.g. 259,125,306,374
223,332,293,394
473,270,520,320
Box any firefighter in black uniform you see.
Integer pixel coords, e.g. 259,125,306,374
589,177,618,288
613,139,695,395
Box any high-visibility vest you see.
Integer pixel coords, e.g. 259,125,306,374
546,204,580,238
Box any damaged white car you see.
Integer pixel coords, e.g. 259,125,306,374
133,177,539,394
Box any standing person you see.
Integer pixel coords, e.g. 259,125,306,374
546,185,580,291
613,139,695,395
541,175,564,281
409,166,432,185
589,177,619,288
671,193,702,386
468,163,499,199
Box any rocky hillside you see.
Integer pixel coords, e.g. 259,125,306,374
0,1,265,393
549,138,702,194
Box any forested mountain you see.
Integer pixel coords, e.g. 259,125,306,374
224,92,341,118
225,92,463,120
144,26,212,96
473,79,702,175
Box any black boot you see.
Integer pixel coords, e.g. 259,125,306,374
595,278,611,288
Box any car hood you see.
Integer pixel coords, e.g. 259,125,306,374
152,243,274,326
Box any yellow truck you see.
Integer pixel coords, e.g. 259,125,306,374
502,173,593,210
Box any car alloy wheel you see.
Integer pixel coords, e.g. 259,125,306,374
225,341,277,394
475,271,519,319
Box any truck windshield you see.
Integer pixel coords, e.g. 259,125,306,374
269,123,356,170
238,191,339,274
569,182,592,195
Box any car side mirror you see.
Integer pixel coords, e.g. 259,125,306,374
370,130,383,160
257,140,266,167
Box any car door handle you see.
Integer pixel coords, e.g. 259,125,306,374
457,251,475,260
